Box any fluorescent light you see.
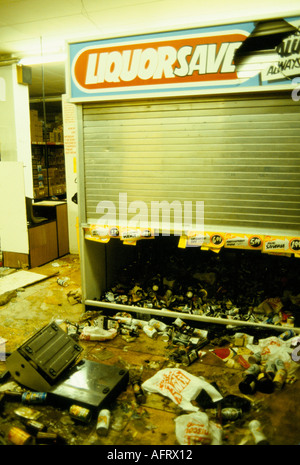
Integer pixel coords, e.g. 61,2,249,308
19,53,66,66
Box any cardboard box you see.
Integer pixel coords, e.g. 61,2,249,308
30,116,44,142
47,168,58,178
49,132,55,143
30,109,38,121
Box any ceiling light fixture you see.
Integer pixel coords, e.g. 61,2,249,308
19,53,66,66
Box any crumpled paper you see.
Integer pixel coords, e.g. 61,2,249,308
247,335,300,376
142,368,222,412
175,411,222,445
79,326,118,341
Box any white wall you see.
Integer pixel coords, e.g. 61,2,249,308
0,64,33,255
0,66,18,163
0,162,28,254
12,66,33,199
0,64,33,199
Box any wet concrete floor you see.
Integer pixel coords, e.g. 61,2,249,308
0,254,299,446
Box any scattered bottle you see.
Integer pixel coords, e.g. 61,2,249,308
150,275,161,292
172,332,190,346
181,348,199,366
173,318,187,330
25,420,47,435
278,330,295,340
265,360,276,380
248,352,262,364
221,408,242,421
133,382,146,404
8,426,33,445
96,409,111,436
161,328,173,342
193,328,208,338
143,325,158,339
57,276,70,287
207,407,242,422
36,432,59,445
185,286,195,299
286,315,295,326
239,364,261,394
149,318,168,332
256,372,274,394
275,358,286,370
226,358,241,369
21,392,47,404
120,327,139,337
69,404,92,423
273,359,287,390
249,419,269,445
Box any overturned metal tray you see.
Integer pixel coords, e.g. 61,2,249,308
6,322,83,391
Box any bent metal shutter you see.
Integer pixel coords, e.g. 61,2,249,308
82,91,300,236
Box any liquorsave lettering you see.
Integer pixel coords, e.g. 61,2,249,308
72,33,246,92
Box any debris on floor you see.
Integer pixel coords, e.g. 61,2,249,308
142,367,223,412
57,276,70,287
0,269,58,307
0,290,17,307
174,411,222,445
0,267,17,278
0,253,300,445
1,305,299,445
66,288,82,305
100,248,300,329
0,270,57,296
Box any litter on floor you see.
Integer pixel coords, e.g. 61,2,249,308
0,254,300,446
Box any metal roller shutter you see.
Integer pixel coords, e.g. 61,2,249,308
82,92,300,235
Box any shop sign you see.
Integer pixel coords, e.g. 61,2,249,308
85,226,300,257
263,236,300,254
186,232,225,248
70,30,248,96
224,233,263,250
69,22,256,101
261,33,300,82
68,17,300,101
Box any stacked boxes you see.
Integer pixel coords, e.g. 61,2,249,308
30,109,66,199
31,145,47,199
30,110,64,143
47,147,66,196
48,167,58,196
33,165,48,199
48,125,64,143
30,110,43,143
32,146,66,199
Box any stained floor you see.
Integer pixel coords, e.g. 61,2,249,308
0,254,300,446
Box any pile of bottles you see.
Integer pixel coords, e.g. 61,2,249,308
239,357,288,395
101,246,300,327
78,311,210,367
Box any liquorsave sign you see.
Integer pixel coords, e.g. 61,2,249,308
68,18,299,101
